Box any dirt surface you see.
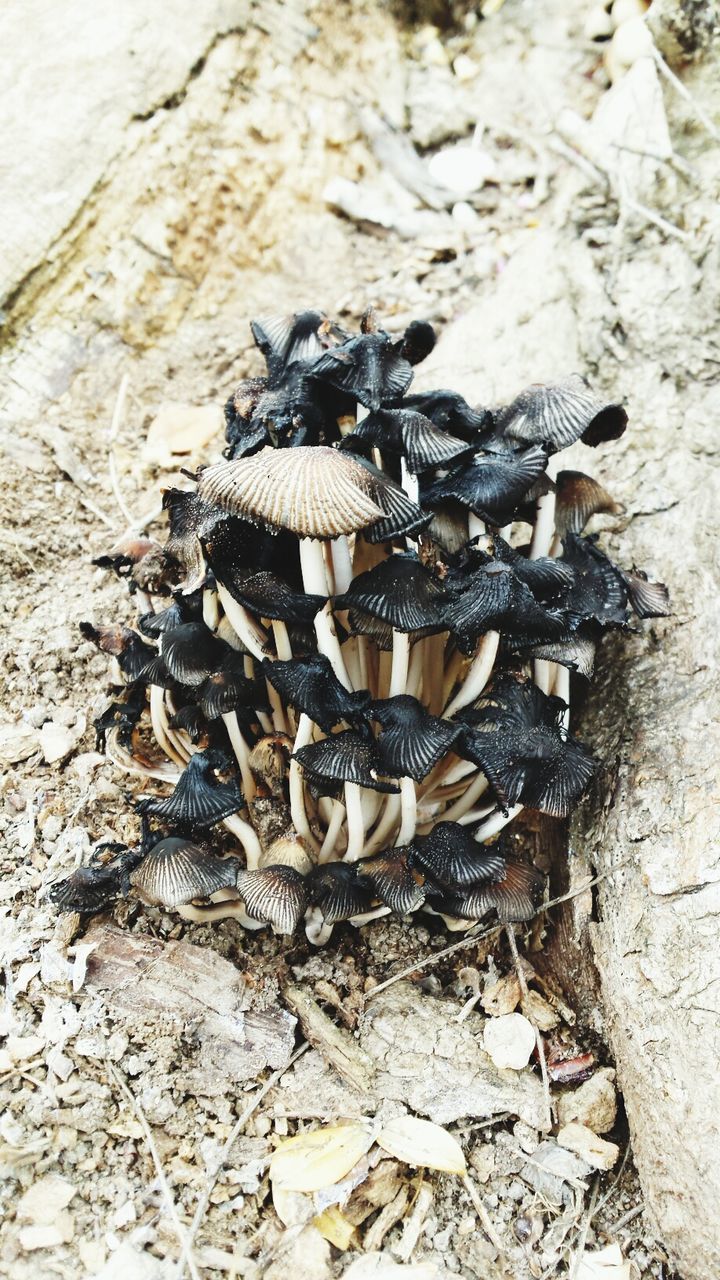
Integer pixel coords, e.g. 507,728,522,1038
2,1,718,1277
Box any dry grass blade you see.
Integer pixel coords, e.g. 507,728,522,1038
106,1061,202,1280
174,1042,308,1280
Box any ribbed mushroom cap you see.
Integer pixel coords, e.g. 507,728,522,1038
344,408,472,474
79,622,159,685
434,858,545,923
494,375,628,452
139,592,203,638
236,865,309,933
198,665,269,720
620,569,670,620
409,823,506,888
457,679,597,818
307,863,375,924
360,846,426,914
369,695,462,781
442,560,567,654
197,446,384,538
217,570,325,624
262,654,371,733
403,389,492,441
131,837,240,907
486,535,577,600
350,456,432,543
293,730,401,794
168,703,210,745
335,553,448,633
423,444,549,526
136,750,244,828
509,628,598,679
161,622,231,687
251,310,341,377
309,332,413,411
555,470,622,536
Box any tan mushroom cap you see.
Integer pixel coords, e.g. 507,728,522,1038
197,446,384,538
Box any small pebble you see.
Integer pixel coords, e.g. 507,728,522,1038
557,1122,620,1171
483,1013,536,1070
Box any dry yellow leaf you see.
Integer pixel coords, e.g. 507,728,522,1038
269,1121,376,1193
313,1205,357,1249
271,1185,314,1228
376,1117,466,1174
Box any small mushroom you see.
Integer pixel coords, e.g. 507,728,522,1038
307,862,374,924
370,695,462,781
494,375,628,452
423,444,549,527
360,846,426,914
262,654,372,733
236,865,309,933
130,837,240,907
554,470,623,535
409,822,506,887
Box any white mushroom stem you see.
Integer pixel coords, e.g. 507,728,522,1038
177,888,264,927
203,588,220,631
455,802,495,825
389,629,410,697
216,584,268,660
305,906,334,946
363,792,401,856
472,804,523,842
425,633,448,716
271,620,293,661
528,464,559,691
468,513,486,541
400,457,419,504
554,663,571,732
343,782,366,861
407,637,425,699
318,799,347,864
221,711,256,802
299,538,353,691
440,772,490,823
149,684,186,766
222,814,263,870
289,713,320,852
396,776,418,846
444,632,500,718
331,536,354,594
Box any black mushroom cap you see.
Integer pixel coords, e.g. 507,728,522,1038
402,389,492,441
457,677,597,817
138,590,204,638
46,844,141,915
131,837,241,907
215,570,326,625
203,515,305,593
508,627,599,679
251,309,341,376
408,823,506,888
79,622,160,685
343,408,472,474
359,846,427,914
431,858,545,923
94,685,147,752
168,703,210,744
369,695,462,781
334,553,449,634
197,663,269,720
224,375,270,459
400,319,437,367
442,559,567,654
162,487,225,592
236,865,309,933
493,375,628,453
422,443,549,526
306,863,375,924
161,622,232,687
350,455,432,543
558,534,632,628
309,331,414,411
486,534,577,600
262,654,372,733
293,730,401,795
136,750,245,828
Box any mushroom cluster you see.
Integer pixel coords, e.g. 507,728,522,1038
50,308,669,943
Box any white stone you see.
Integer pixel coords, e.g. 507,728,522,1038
483,1013,536,1070
557,1122,620,1171
427,146,495,198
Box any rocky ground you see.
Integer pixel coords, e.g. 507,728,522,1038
1,1,719,1278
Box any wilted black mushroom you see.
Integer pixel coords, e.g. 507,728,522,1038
494,375,628,452
309,327,413,411
422,444,549,527
335,553,448,634
136,749,244,828
343,408,472,474
46,844,142,915
262,654,371,732
442,558,567,655
359,846,426,914
307,862,375,924
161,622,231,686
554,470,623,535
409,822,506,887
400,319,436,367
369,695,462,781
402,389,492,441
293,730,400,794
432,857,545,922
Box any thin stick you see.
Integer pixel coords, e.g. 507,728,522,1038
462,1172,505,1254
506,925,553,1133
174,1043,309,1280
107,375,137,528
107,1062,202,1280
651,46,720,144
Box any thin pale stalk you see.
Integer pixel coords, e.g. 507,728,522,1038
444,632,500,718
271,620,293,661
289,713,320,852
149,684,186,766
222,815,263,869
216,584,267,660
331,536,354,594
377,649,393,701
221,711,256,802
440,772,490,822
389,629,410,698
425,632,448,716
363,792,401,856
407,636,425,700
472,804,523,842
396,776,418,845
344,782,366,861
318,799,347,864
203,588,220,631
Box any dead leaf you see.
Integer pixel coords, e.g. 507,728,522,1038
143,403,223,467
376,1116,466,1174
270,1121,376,1193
